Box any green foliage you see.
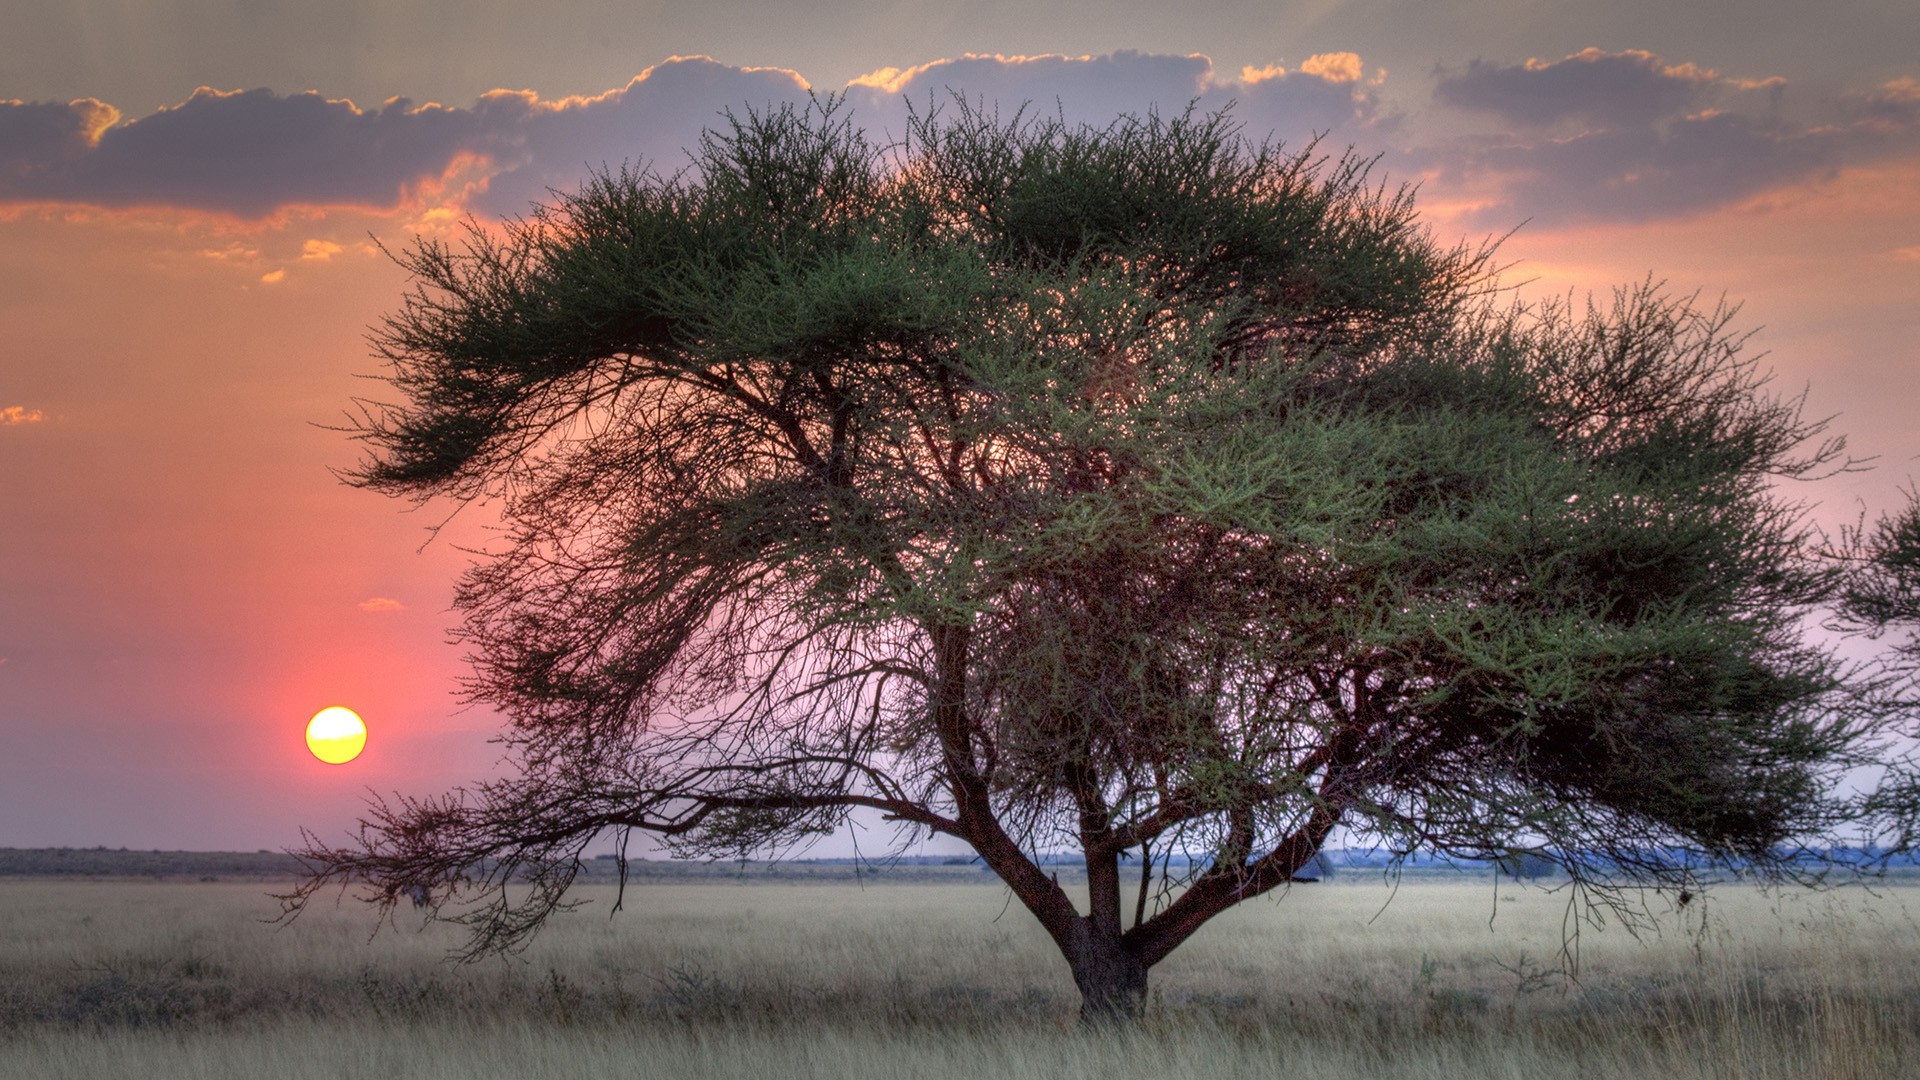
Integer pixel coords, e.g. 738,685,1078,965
1842,491,1920,633
302,96,1871,1012
1837,490,1920,849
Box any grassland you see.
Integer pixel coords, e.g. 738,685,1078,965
2,872,1917,1079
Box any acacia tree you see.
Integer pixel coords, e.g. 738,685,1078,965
289,99,1871,1020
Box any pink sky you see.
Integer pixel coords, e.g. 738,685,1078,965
2,2,1916,851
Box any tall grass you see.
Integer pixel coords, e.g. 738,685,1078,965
2,877,1916,1078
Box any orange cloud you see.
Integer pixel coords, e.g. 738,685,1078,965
1242,54,1369,87
201,243,260,261
358,597,406,612
1,406,45,426
475,56,811,116
1881,77,1920,101
69,98,121,145
0,197,348,235
1299,53,1364,84
259,269,286,283
847,66,914,94
1526,48,1718,83
300,239,343,260
850,52,1164,96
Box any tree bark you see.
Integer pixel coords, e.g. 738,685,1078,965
1066,914,1149,1023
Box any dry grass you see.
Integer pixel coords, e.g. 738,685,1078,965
2,876,1917,1078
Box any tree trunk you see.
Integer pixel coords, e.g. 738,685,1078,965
1066,915,1149,1023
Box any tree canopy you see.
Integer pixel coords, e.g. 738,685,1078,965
290,98,1874,1021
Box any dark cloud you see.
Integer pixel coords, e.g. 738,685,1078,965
1450,113,1848,223
1418,51,1920,226
0,53,1383,219
0,98,117,187
1434,49,1725,130
91,89,486,216
0,89,481,216
0,59,811,217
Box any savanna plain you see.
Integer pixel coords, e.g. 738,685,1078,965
2,868,1917,1079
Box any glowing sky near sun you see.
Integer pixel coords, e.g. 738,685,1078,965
0,0,1916,851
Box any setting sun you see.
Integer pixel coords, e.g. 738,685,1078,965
305,706,367,764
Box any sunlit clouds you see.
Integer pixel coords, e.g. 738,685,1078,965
0,48,1910,232
1298,53,1366,84
1,405,45,425
200,243,260,262
358,597,405,613
1236,53,1375,92
0,52,1392,223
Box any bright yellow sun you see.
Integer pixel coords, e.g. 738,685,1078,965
306,706,367,764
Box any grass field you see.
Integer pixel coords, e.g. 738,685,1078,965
2,874,1917,1078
